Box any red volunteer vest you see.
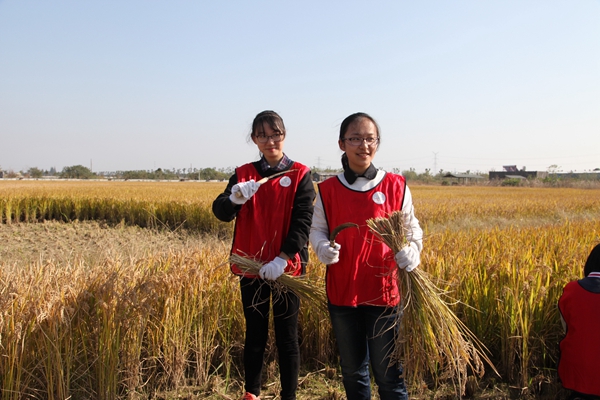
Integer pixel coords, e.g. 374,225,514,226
558,280,600,396
319,173,406,307
230,162,309,278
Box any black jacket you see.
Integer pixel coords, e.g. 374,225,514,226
212,160,315,262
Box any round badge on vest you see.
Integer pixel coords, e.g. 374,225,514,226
280,176,292,188
372,191,386,204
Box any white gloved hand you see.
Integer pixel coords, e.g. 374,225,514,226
259,256,287,280
316,241,341,265
395,242,420,272
229,180,261,205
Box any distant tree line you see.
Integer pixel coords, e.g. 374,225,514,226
3,164,598,184
1,165,234,181
114,167,232,181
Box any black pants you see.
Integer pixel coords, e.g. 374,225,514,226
240,277,300,400
567,391,600,400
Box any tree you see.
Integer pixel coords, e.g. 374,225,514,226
60,165,95,179
199,168,228,180
28,167,44,178
418,168,434,183
401,168,418,181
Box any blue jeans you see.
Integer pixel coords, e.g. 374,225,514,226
328,304,408,400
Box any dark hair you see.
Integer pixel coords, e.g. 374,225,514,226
249,110,286,140
584,244,600,276
339,112,380,170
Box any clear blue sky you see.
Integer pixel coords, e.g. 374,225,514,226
1,1,598,174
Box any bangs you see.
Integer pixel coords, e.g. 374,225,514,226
252,111,286,135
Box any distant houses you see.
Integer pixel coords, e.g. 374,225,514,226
488,170,548,180
488,165,547,180
443,172,485,184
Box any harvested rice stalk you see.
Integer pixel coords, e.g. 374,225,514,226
367,211,498,396
229,253,328,314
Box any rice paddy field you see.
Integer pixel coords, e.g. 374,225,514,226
1,180,599,399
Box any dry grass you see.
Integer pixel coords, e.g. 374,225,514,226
0,220,208,265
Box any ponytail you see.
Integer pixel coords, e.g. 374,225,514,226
341,153,349,171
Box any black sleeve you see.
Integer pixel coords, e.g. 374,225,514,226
211,173,241,222
280,170,316,259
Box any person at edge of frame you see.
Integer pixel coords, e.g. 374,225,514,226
558,243,600,400
309,112,423,400
212,110,315,400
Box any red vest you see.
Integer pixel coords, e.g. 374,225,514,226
558,280,600,396
318,173,406,307
230,162,310,277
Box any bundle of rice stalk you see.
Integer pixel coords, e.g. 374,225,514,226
367,211,498,396
229,253,328,314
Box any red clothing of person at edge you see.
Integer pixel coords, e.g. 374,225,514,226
558,276,600,397
230,162,310,278
318,172,406,307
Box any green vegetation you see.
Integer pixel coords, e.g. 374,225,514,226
60,165,96,179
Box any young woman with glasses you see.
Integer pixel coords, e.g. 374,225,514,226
309,112,423,400
212,110,315,400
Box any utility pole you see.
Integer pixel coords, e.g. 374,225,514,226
433,152,438,174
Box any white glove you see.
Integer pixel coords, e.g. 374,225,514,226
395,242,420,272
259,256,287,280
229,180,261,205
316,241,341,265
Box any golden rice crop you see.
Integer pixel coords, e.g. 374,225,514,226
229,253,328,314
424,219,600,388
1,181,599,397
2,181,599,232
367,211,497,396
0,181,230,235
0,221,333,399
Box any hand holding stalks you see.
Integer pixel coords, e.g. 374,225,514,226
229,180,261,205
259,256,287,280
367,210,497,396
395,242,420,272
230,170,299,204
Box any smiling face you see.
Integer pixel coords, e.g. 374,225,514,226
339,117,379,175
252,122,285,167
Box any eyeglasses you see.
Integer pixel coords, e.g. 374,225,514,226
255,133,285,143
342,136,379,146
